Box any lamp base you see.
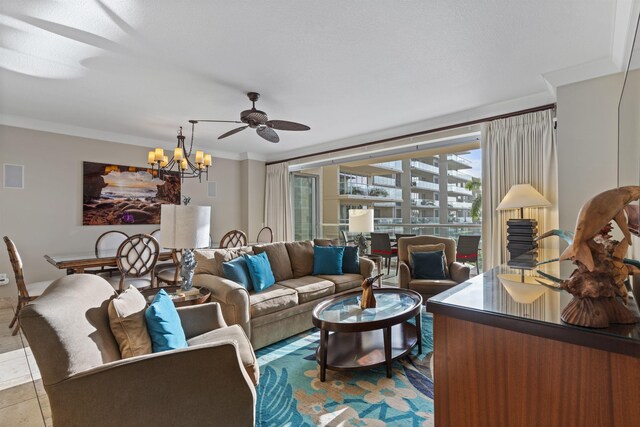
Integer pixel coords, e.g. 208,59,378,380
180,249,197,291
506,219,538,262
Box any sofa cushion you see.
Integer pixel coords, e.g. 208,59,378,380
193,249,224,276
408,243,449,277
342,246,360,274
408,278,458,296
313,246,345,275
317,273,363,293
249,284,298,318
244,252,276,292
277,276,335,304
285,241,314,278
214,247,254,276
107,285,152,358
412,250,447,280
222,256,253,291
187,324,259,385
145,289,188,352
253,242,294,282
314,238,340,246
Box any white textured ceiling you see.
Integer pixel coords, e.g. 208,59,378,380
0,1,634,161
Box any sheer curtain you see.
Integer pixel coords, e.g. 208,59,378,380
481,109,558,269
264,162,293,242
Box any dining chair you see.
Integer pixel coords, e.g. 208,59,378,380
156,249,182,286
219,230,248,248
256,226,274,244
370,232,398,275
340,230,356,246
89,230,129,275
3,236,54,336
106,233,160,292
456,235,482,274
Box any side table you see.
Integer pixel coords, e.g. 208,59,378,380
362,254,383,287
141,286,211,307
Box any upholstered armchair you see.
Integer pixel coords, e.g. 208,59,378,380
398,235,470,301
19,274,257,427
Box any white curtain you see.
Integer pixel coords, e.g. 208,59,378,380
481,109,559,269
264,162,293,242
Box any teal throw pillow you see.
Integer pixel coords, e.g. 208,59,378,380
342,246,360,274
244,252,275,292
145,289,188,352
313,246,345,276
223,256,253,291
412,250,446,280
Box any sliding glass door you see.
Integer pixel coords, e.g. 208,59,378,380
291,173,319,241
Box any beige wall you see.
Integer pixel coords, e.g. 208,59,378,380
240,159,266,240
0,125,255,298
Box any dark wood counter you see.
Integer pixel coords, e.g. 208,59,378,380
426,265,640,427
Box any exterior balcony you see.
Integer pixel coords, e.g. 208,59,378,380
410,160,439,175
447,170,473,182
447,154,472,169
411,180,439,191
341,160,403,176
447,184,473,196
371,176,398,187
448,201,472,209
411,198,439,208
339,182,403,202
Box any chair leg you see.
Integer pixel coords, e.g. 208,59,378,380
387,257,391,275
8,311,18,329
10,301,23,336
395,257,399,276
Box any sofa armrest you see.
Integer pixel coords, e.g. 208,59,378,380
176,302,227,339
46,341,255,427
359,257,375,278
450,261,470,283
399,262,411,289
193,274,251,339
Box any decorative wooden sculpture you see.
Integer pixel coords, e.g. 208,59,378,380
361,274,383,309
537,186,640,328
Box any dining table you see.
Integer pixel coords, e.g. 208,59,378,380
45,251,174,275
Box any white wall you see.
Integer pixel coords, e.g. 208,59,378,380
0,125,258,299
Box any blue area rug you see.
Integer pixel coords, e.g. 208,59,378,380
255,309,434,426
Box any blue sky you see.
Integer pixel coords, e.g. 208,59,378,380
464,148,482,179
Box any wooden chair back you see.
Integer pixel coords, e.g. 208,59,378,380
256,227,273,244
457,235,481,261
95,231,129,258
219,230,248,248
115,234,159,279
370,232,393,253
3,236,29,298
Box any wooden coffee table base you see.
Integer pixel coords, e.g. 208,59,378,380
317,321,420,381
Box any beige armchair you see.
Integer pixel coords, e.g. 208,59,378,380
19,274,257,427
398,235,470,301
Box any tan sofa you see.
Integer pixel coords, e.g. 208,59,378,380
193,241,375,349
19,274,258,427
398,235,470,301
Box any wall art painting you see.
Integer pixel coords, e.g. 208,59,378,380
83,161,180,225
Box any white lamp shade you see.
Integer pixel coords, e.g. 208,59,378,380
496,184,551,211
160,205,211,249
349,209,374,233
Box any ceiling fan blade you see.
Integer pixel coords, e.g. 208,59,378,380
256,126,280,143
266,120,310,131
218,126,248,140
195,119,243,124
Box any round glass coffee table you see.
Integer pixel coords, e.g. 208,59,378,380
311,288,423,381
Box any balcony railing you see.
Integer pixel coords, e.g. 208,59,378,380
411,198,439,208
373,202,398,207
410,160,439,174
447,154,472,168
372,176,398,187
411,180,439,191
447,184,473,195
448,201,472,209
372,160,403,172
447,170,473,181
339,182,402,200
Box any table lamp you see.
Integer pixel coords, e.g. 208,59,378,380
349,209,374,256
160,204,211,291
496,184,551,265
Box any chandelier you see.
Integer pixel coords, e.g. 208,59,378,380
147,120,212,182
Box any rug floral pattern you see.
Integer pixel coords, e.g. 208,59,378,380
255,309,434,426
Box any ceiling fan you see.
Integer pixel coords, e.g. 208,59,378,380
191,92,310,143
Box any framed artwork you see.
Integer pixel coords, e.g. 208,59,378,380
83,161,180,225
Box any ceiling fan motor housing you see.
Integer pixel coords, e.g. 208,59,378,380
241,109,268,128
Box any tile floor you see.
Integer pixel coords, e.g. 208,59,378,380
0,298,50,427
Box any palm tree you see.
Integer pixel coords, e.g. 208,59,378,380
465,178,481,222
